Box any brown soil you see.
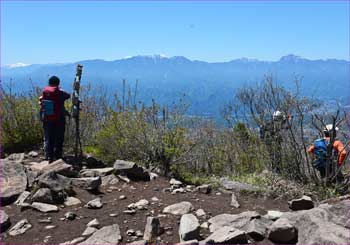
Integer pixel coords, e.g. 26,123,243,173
1,176,290,245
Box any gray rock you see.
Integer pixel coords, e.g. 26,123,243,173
114,160,150,181
119,195,127,200
26,169,38,188
163,202,194,216
1,160,28,205
101,174,119,186
31,202,59,212
179,214,200,242
38,172,73,194
6,153,25,163
126,229,136,236
149,172,158,181
8,219,32,236
117,175,131,183
200,222,209,229
71,176,101,191
80,168,114,177
82,227,98,236
87,218,100,228
28,161,50,173
64,196,82,206
78,224,122,245
65,211,77,220
38,217,52,223
28,151,39,157
143,217,160,241
61,237,86,245
172,188,186,194
129,199,149,210
246,217,272,241
126,240,147,245
219,177,257,192
195,184,211,194
123,210,137,215
45,225,56,230
85,198,103,209
0,210,11,232
195,209,206,217
41,159,75,177
14,191,31,206
267,218,297,243
208,211,260,232
176,240,199,245
280,200,350,244
288,195,314,211
230,193,240,208
31,188,55,204
170,178,182,186
203,226,247,244
264,210,284,221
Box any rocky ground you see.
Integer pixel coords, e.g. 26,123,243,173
1,152,350,245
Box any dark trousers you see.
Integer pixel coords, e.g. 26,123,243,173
43,119,65,162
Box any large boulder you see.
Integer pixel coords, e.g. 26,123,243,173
70,176,101,191
114,160,150,181
37,172,73,194
14,191,31,206
246,217,272,241
31,202,59,212
163,202,194,216
8,219,32,236
79,224,122,245
203,226,248,244
1,160,27,205
267,218,297,243
208,211,260,232
31,188,55,204
5,153,25,163
219,177,257,192
80,168,114,177
101,175,119,186
280,200,350,244
179,214,200,242
28,161,50,174
41,159,76,177
288,195,314,211
143,217,160,241
0,210,11,232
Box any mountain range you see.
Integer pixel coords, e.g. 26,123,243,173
2,54,349,115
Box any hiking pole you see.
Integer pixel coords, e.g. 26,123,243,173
72,64,83,169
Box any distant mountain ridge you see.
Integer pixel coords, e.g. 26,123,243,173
2,54,349,115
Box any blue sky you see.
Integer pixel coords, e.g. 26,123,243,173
1,0,349,65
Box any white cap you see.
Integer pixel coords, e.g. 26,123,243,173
324,124,339,132
273,111,284,120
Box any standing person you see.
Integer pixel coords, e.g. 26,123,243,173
307,124,346,183
40,76,70,162
259,110,291,173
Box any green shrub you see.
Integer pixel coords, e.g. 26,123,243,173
1,87,43,153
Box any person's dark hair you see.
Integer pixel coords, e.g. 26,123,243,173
48,76,60,86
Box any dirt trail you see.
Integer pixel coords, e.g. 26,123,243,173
2,175,289,245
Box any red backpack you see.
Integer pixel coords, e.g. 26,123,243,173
41,86,61,121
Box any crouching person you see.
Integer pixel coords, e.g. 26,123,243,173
308,124,346,184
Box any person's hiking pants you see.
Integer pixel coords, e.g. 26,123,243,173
43,119,65,162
